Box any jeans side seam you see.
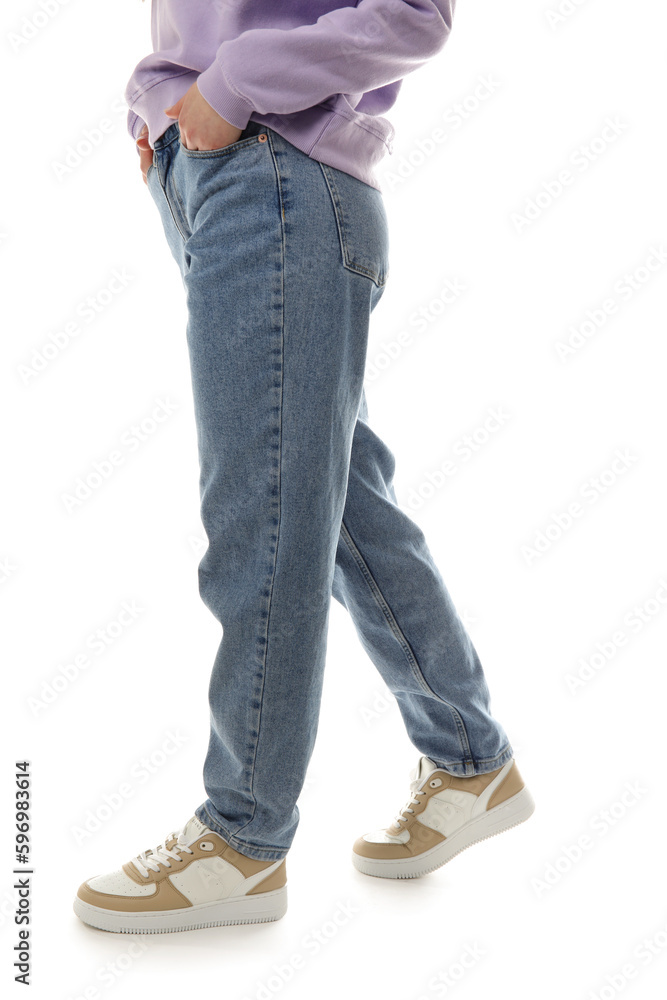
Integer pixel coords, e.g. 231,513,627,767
230,131,287,842
339,518,472,765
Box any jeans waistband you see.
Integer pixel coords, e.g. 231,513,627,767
153,117,269,150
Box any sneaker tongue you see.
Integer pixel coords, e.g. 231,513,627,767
416,756,438,783
179,815,212,845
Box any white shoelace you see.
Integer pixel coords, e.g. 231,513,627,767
392,766,427,827
130,826,195,879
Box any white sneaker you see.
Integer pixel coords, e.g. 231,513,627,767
352,756,535,879
73,815,287,933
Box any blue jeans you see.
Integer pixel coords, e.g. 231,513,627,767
147,119,514,861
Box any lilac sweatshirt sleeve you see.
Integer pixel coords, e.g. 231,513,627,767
196,0,456,130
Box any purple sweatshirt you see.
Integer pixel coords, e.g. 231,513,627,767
125,0,456,190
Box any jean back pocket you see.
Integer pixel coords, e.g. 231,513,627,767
318,161,389,288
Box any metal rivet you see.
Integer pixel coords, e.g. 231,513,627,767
258,134,267,142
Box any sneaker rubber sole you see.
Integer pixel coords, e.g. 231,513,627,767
73,884,288,934
352,785,536,879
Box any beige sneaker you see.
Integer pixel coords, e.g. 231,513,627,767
73,816,287,933
352,756,535,878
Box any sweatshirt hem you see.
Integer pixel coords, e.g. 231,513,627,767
126,78,390,190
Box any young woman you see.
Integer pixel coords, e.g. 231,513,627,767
73,0,534,935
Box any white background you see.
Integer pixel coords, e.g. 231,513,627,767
3,0,666,997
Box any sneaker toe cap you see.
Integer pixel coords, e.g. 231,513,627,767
76,868,157,908
352,835,409,860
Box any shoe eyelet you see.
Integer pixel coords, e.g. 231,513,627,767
429,778,443,788
199,841,215,851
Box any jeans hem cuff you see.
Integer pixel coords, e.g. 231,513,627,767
429,743,515,776
196,805,290,862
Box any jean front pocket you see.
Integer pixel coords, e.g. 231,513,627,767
165,123,274,255
318,161,390,288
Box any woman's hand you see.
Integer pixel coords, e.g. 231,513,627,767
136,125,153,184
164,80,243,151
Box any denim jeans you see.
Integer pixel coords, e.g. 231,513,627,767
146,119,514,861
